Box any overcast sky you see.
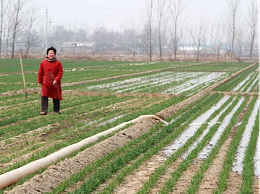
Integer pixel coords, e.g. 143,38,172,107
35,0,252,31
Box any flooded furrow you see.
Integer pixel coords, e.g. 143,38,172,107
182,96,233,158
255,138,260,177
197,97,244,159
232,73,252,92
232,100,259,174
163,96,230,156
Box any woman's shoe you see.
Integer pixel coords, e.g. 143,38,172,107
40,111,47,115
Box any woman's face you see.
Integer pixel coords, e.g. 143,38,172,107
47,50,55,59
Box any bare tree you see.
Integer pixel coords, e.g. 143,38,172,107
141,0,154,61
190,18,208,62
75,28,90,42
212,23,225,61
24,6,38,58
169,0,187,60
246,0,258,59
226,0,241,58
234,28,243,62
122,28,139,45
156,0,168,61
10,0,30,58
4,4,13,58
0,1,2,56
0,0,7,57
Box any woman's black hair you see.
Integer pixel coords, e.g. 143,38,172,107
46,46,57,55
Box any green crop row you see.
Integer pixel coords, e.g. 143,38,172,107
214,64,258,92
59,94,222,193
0,60,249,93
185,96,250,194
241,72,258,92
213,96,257,193
240,110,259,194
0,94,182,192
139,95,240,194
0,95,133,166
0,94,181,175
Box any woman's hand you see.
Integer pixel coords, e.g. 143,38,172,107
37,83,42,87
53,80,57,85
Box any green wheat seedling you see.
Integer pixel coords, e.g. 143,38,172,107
65,94,222,194
185,96,251,194
156,95,246,194
241,73,258,92
240,110,259,194
213,96,257,194
48,123,163,194
126,95,231,194
96,95,234,194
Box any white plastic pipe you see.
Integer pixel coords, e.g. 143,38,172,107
0,115,167,189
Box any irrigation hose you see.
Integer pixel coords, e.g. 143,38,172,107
0,115,168,189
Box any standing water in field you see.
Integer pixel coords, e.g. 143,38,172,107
197,97,244,159
232,100,259,174
254,100,260,177
182,96,233,159
255,137,260,177
232,73,252,92
162,72,227,94
163,96,230,156
245,75,259,92
240,73,258,92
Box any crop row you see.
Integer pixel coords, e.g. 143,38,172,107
231,70,258,92
66,71,229,96
174,62,250,72
0,60,191,93
2,92,258,193
0,60,258,193
3,91,219,194
0,61,249,93
214,64,258,92
0,91,185,176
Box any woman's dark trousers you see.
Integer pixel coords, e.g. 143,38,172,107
41,96,60,113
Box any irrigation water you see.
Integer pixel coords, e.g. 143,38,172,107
197,97,244,159
232,100,259,174
232,73,253,92
182,95,232,159
163,95,230,156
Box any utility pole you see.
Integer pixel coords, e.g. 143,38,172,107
46,8,48,51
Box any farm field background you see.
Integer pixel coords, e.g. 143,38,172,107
0,59,259,194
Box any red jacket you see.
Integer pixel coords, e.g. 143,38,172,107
37,59,63,100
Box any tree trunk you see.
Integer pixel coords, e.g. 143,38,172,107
0,0,4,58
11,0,20,59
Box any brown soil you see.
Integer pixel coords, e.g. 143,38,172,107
112,153,170,194
0,98,143,170
149,158,183,194
63,90,176,98
197,138,233,194
172,160,203,194
5,117,159,194
254,178,260,194
223,171,242,194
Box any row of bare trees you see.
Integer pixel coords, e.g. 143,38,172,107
0,0,258,60
0,0,39,58
141,0,258,61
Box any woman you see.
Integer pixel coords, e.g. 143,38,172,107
37,46,63,115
